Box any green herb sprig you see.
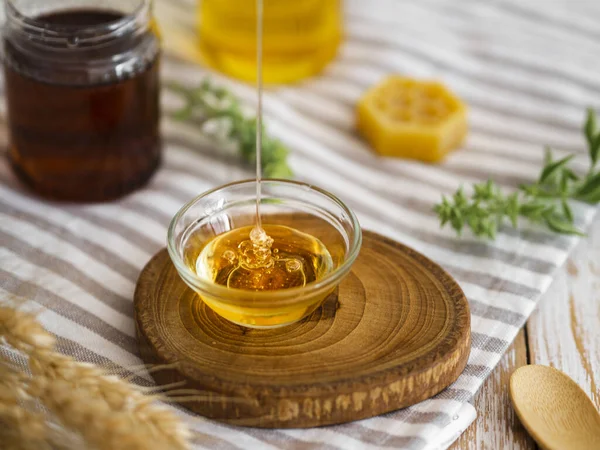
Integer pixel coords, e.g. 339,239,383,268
435,108,600,239
166,79,293,179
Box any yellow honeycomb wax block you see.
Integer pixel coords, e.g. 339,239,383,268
356,76,468,163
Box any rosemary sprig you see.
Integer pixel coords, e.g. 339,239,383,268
166,79,293,179
435,108,600,239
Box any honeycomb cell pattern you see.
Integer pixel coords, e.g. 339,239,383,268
356,76,468,163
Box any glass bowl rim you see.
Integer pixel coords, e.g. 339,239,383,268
167,179,362,302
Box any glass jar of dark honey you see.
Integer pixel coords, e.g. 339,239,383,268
2,0,161,202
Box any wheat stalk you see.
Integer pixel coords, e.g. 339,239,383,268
0,360,51,450
0,299,192,450
0,305,55,351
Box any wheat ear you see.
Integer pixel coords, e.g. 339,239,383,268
1,300,192,450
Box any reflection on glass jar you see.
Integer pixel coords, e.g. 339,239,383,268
2,0,161,202
198,0,342,83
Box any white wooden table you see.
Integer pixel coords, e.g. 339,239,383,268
451,213,600,449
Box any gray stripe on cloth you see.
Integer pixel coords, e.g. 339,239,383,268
462,365,492,378
0,163,165,254
349,201,549,294
0,270,137,354
468,300,526,327
446,265,541,298
0,230,133,317
436,165,531,191
434,388,474,403
0,198,140,281
466,46,600,95
327,423,428,449
176,411,310,450
125,198,174,227
497,1,600,43
68,208,162,255
160,121,261,181
344,8,600,94
154,170,220,200
415,0,600,61
464,144,549,167
471,333,509,354
189,432,245,450
238,429,344,450
495,225,571,250
381,408,451,426
0,344,28,372
53,336,150,387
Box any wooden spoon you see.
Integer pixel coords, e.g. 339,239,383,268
510,365,600,450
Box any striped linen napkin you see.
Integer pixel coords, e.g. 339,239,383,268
2,0,600,448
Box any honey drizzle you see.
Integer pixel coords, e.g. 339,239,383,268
254,0,264,231
246,0,277,270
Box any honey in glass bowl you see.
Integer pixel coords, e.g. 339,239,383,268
195,224,334,292
168,180,362,329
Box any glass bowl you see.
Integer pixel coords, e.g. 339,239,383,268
167,179,362,329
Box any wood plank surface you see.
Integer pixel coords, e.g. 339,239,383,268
449,330,536,450
527,216,600,410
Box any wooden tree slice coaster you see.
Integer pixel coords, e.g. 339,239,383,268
134,231,471,428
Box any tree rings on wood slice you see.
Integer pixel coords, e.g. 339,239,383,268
134,231,471,428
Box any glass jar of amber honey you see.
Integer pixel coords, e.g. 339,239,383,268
2,0,161,202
